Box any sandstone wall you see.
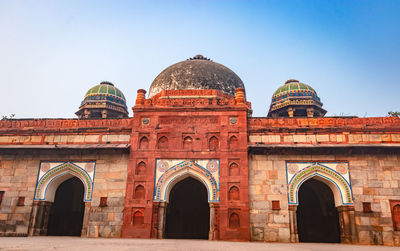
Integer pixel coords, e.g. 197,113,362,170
0,149,129,237
248,149,400,246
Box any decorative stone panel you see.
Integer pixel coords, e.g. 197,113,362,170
153,159,220,202
286,162,353,206
34,161,95,202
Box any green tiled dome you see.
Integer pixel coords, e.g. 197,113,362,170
273,79,316,97
85,81,126,101
76,81,129,119
267,79,326,118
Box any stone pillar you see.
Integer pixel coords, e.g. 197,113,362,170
288,205,299,243
81,202,91,237
337,205,357,244
157,202,167,239
209,203,216,240
101,109,108,118
28,201,52,236
84,109,91,119
136,89,147,106
348,206,358,244
306,107,314,118
287,107,295,118
28,201,39,236
235,88,246,104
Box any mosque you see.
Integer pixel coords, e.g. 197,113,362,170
0,55,399,246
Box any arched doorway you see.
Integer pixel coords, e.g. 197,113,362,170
296,178,340,243
47,177,85,236
165,177,210,239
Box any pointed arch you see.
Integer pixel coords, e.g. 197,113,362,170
153,160,219,202
228,135,238,149
134,185,145,199
139,136,149,149
132,210,144,226
158,136,168,149
183,136,193,150
288,164,353,206
136,161,146,175
229,213,240,228
228,186,240,200
229,162,240,176
35,162,93,202
209,136,219,151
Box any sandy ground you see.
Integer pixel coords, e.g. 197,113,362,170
0,237,399,251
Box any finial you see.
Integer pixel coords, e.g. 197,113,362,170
100,81,114,86
284,79,299,85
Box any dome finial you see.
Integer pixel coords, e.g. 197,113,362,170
188,54,211,61
285,79,299,85
100,81,114,86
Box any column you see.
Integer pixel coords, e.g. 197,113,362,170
337,205,357,244
157,202,167,239
288,205,299,243
81,202,91,237
209,203,215,240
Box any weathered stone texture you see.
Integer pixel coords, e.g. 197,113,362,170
249,150,400,246
248,154,289,242
0,149,128,237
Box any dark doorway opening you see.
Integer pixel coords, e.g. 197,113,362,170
296,178,340,243
165,177,210,239
47,177,85,236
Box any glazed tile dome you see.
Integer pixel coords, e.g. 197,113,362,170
148,55,245,98
273,79,317,98
268,79,326,118
76,81,128,119
85,81,126,101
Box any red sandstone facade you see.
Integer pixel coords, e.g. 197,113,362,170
121,88,251,240
1,90,400,244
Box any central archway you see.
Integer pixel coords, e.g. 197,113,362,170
296,178,340,243
47,177,85,236
165,177,210,239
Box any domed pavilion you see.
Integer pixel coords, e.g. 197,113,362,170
267,79,326,118
76,81,128,119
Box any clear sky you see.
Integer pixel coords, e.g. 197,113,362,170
1,0,399,118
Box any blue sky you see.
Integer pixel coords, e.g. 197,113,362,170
1,0,399,118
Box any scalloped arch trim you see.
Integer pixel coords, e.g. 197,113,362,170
288,164,353,206
35,162,93,202
153,160,219,202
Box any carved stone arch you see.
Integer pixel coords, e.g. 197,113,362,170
153,161,219,203
209,136,219,151
228,135,238,149
183,136,193,150
288,164,353,206
132,210,144,226
139,136,149,150
229,162,240,176
228,186,240,201
134,185,145,199
158,136,168,149
136,161,146,175
229,212,240,228
35,162,93,202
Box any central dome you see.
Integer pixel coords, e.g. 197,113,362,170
148,55,244,97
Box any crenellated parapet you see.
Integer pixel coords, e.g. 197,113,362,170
134,88,251,111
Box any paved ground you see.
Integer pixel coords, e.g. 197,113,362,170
0,237,399,251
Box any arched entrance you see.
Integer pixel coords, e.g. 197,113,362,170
296,178,340,243
165,177,210,239
47,177,85,236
